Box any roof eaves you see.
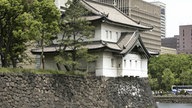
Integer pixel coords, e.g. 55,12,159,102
104,19,152,31
138,36,151,58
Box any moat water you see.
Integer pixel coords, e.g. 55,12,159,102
157,103,192,108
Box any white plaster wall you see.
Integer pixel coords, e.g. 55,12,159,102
54,24,101,43
96,52,119,77
95,53,104,76
54,0,68,9
88,24,102,41
141,59,148,77
116,57,123,76
101,23,135,42
121,54,148,77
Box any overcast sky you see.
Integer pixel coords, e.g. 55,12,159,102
144,0,192,37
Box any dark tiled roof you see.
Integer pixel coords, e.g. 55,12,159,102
81,0,152,30
31,41,121,54
81,16,102,21
119,32,139,54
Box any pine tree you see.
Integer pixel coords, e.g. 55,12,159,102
55,0,96,72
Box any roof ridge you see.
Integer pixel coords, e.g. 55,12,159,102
84,0,140,24
86,0,115,7
81,0,102,16
124,31,138,48
81,0,111,17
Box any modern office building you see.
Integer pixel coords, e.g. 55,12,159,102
161,36,177,49
177,25,192,54
151,1,166,38
91,0,162,54
161,36,177,54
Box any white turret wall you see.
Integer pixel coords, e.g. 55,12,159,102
95,52,118,77
121,54,148,77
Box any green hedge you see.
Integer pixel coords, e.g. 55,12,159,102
0,68,87,76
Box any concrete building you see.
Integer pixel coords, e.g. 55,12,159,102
161,36,177,54
90,0,162,54
161,36,177,49
177,25,192,54
160,47,177,55
151,1,166,38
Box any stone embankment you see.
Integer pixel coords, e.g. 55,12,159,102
154,96,192,103
0,73,156,108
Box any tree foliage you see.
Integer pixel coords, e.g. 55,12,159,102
55,0,96,72
148,54,192,91
161,68,174,91
30,0,60,69
0,0,37,67
0,0,60,68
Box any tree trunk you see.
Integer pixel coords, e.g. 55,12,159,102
11,57,17,68
56,63,61,70
72,50,76,71
1,53,8,67
41,38,45,69
64,65,70,72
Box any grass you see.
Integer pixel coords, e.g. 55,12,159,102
0,68,88,76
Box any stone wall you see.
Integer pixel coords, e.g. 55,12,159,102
0,73,156,108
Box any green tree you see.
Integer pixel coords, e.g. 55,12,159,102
148,54,192,91
179,69,192,85
55,0,96,72
0,0,40,67
161,68,174,91
0,0,60,68
30,0,60,69
148,74,159,91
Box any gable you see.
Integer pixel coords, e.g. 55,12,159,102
118,31,151,58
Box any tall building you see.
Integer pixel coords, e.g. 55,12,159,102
91,0,162,54
177,25,192,54
161,36,177,49
161,36,177,54
151,1,166,38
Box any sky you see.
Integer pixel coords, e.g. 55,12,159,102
144,0,192,37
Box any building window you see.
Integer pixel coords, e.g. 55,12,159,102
119,64,121,68
111,59,114,67
110,31,112,39
106,30,108,39
116,32,119,39
124,59,126,68
183,30,185,36
135,60,137,68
